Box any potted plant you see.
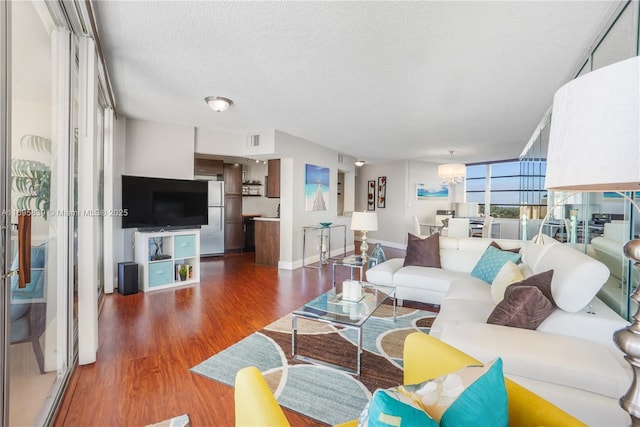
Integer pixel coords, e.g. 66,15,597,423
178,265,189,281
11,135,51,219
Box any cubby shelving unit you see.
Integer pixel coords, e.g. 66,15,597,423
134,229,200,292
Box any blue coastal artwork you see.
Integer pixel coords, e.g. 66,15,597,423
416,183,448,200
305,164,330,211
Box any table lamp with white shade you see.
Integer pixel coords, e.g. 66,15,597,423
545,55,640,425
350,211,378,260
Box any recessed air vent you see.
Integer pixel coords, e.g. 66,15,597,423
248,135,260,147
338,154,344,164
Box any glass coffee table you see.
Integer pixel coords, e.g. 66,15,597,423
291,282,396,375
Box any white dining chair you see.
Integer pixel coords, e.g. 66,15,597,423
471,216,493,238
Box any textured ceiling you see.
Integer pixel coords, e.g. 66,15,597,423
92,1,619,164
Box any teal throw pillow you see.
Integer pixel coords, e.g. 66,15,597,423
471,245,522,284
358,358,508,427
358,388,438,427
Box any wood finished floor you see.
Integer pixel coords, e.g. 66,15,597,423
53,247,410,427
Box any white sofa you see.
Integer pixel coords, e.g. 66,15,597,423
366,235,632,426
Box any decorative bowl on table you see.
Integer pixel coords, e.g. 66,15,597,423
319,222,332,227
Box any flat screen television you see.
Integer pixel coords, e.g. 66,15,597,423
121,175,208,229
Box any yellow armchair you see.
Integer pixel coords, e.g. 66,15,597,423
235,333,585,427
234,366,357,427
404,332,586,427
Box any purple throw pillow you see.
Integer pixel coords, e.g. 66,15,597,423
489,240,521,254
403,233,441,268
487,270,555,330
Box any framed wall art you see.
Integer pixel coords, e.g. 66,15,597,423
305,164,330,211
377,176,386,208
367,180,375,210
416,183,448,200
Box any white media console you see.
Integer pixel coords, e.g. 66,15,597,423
134,229,200,292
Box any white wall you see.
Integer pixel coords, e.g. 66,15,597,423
274,130,356,268
354,159,469,248
195,127,245,156
125,118,195,179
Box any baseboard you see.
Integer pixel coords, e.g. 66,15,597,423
279,245,357,270
359,238,407,250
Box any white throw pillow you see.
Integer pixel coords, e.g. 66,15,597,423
491,261,525,304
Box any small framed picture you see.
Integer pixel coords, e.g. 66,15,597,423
367,180,375,211
377,176,386,208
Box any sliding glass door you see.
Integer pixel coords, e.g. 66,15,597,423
1,1,74,424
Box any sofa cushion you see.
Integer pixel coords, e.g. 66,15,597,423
470,246,522,284
394,267,464,294
519,238,558,271
438,321,631,400
366,258,403,286
443,276,495,305
360,359,507,427
404,233,441,268
486,270,556,330
490,261,525,304
430,298,497,338
535,244,609,313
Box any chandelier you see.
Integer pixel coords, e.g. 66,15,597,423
438,150,466,186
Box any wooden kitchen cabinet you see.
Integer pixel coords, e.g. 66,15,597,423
194,158,223,176
224,163,243,195
224,195,243,252
224,163,244,252
266,159,280,198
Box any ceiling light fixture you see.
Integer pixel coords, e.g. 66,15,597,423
354,160,365,167
205,96,233,112
438,150,466,186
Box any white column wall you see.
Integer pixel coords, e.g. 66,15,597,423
102,108,114,293
112,116,126,273
47,27,70,372
77,36,98,365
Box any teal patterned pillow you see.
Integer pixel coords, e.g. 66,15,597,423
358,388,438,427
471,245,522,284
359,358,507,427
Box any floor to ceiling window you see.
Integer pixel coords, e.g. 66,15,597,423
5,1,72,425
520,0,640,320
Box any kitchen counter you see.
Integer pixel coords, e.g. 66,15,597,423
254,219,280,266
253,217,280,222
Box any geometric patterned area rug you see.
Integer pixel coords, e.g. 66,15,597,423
191,305,436,425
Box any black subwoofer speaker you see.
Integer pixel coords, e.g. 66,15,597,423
118,262,138,295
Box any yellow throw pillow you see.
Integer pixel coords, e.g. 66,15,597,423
491,261,525,304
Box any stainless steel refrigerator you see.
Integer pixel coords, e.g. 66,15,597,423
200,181,225,256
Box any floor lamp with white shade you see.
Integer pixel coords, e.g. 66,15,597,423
545,55,640,425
